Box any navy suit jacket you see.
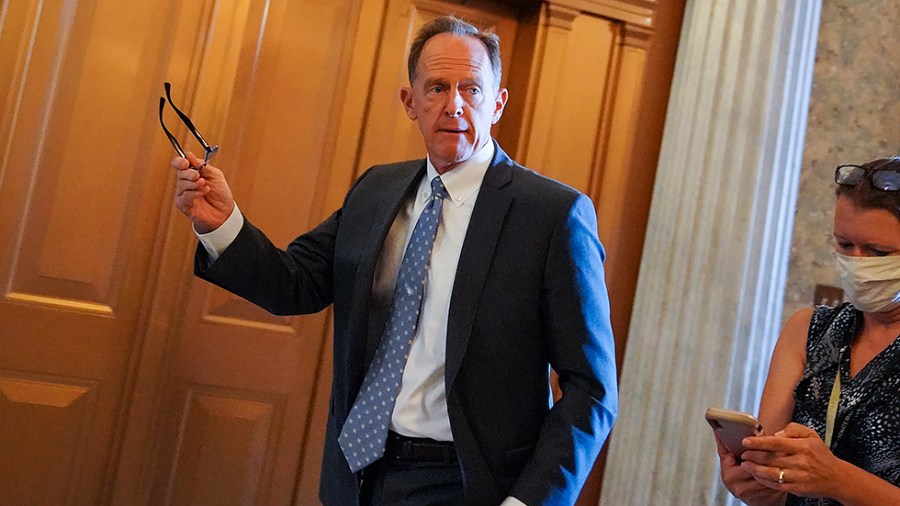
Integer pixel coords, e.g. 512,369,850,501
196,143,618,505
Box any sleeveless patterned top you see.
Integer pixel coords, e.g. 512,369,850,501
787,303,900,506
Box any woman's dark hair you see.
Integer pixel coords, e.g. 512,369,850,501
835,156,900,221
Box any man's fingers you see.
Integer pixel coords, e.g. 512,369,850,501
171,156,190,170
198,162,222,179
175,177,207,196
184,151,205,168
176,188,208,201
175,167,201,183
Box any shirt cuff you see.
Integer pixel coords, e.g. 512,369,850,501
500,497,527,506
195,203,243,262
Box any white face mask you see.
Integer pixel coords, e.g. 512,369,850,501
834,252,900,313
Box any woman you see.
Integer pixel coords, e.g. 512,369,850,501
716,157,900,505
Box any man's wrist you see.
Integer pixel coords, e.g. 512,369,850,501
196,203,243,261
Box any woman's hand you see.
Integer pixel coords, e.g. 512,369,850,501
715,433,785,506
740,423,840,499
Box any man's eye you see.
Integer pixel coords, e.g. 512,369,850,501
836,242,853,251
430,86,444,93
469,87,480,94
868,248,892,257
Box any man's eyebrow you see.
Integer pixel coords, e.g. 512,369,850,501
421,77,448,87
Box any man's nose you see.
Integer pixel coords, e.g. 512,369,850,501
443,89,464,117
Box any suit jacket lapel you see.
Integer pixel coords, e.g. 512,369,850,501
445,142,515,393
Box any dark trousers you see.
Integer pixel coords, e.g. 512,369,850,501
360,458,464,506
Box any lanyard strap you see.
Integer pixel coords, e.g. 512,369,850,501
824,348,843,449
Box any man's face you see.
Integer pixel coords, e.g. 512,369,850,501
401,33,508,173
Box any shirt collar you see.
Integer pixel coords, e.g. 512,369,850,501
424,141,494,207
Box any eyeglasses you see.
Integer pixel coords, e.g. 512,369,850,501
834,164,900,192
158,82,219,168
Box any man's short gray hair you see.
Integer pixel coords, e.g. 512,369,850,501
407,15,502,89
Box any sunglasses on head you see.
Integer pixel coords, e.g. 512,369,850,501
834,163,900,192
158,82,218,169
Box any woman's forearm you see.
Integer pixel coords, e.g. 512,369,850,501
830,459,900,506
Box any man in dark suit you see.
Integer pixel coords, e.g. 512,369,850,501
171,15,617,506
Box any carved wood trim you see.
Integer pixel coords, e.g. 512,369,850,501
622,22,652,48
545,3,579,30
547,0,655,27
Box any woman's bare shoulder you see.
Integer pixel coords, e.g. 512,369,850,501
778,307,814,351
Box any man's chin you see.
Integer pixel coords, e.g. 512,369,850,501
431,147,474,171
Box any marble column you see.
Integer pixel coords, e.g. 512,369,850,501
601,1,821,504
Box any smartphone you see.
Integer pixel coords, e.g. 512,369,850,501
705,407,764,459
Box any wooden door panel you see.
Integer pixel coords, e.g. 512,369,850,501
0,373,98,506
148,0,372,504
0,0,186,503
536,14,618,193
168,387,282,506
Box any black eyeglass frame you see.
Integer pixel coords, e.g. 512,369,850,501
158,82,219,168
834,164,900,192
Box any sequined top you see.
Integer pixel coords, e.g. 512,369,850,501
787,303,900,506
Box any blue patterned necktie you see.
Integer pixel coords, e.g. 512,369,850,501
338,175,448,472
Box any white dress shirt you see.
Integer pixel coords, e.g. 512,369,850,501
371,141,493,441
197,141,526,505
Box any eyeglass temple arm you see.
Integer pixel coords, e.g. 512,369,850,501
163,82,214,152
159,97,187,159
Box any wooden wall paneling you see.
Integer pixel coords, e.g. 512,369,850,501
119,0,391,504
553,0,654,26
318,0,391,221
168,386,281,506
591,23,651,362
292,313,334,505
586,2,689,504
0,373,98,505
510,3,578,177
0,0,43,170
290,0,390,501
356,0,520,174
0,0,196,504
508,3,624,195
107,0,247,499
542,10,618,192
497,3,540,157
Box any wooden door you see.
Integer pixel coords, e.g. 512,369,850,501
123,1,383,505
0,0,187,504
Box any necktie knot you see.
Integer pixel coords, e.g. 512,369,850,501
430,176,448,201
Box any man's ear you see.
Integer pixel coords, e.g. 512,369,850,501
491,87,509,124
400,87,416,120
